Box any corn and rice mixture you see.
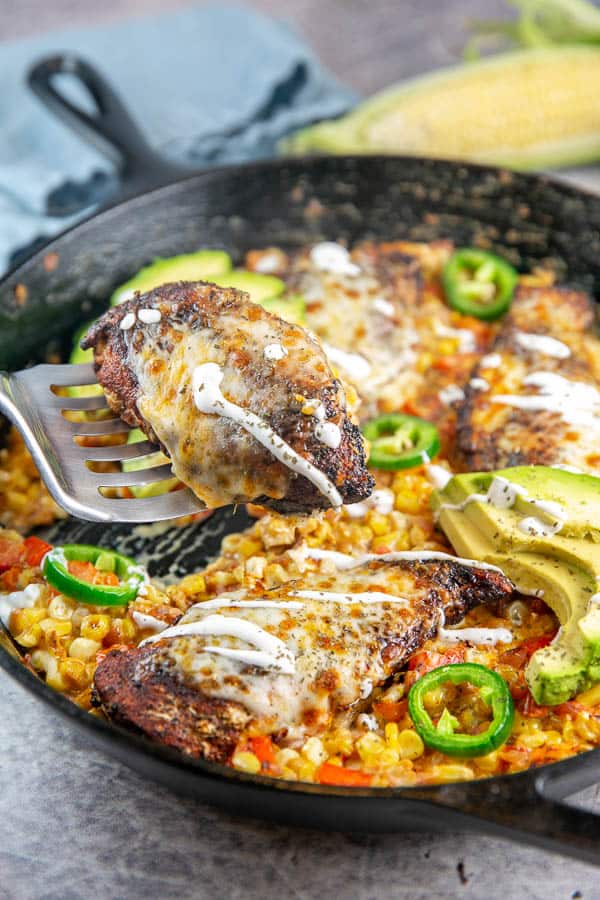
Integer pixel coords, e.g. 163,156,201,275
2,239,600,788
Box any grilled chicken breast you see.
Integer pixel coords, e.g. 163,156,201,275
456,285,600,473
82,282,373,513
93,554,514,762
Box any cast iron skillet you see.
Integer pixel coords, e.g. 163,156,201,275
2,54,600,863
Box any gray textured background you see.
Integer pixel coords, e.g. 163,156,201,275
2,2,600,897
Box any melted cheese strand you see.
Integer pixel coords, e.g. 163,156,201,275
192,363,343,507
142,613,295,673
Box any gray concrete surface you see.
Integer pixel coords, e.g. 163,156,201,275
2,2,600,897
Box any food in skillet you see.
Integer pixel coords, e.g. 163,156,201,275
5,239,600,789
93,553,514,760
457,284,600,472
81,281,373,514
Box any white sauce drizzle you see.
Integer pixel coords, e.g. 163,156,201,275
0,583,43,627
304,547,505,574
120,312,136,331
589,593,600,606
494,371,600,430
142,613,295,674
438,475,565,534
345,488,395,518
438,384,465,405
425,464,453,490
291,589,409,606
515,332,571,359
518,516,563,537
323,344,372,381
192,363,342,507
470,377,489,392
314,421,342,449
131,611,168,633
357,713,378,730
138,308,162,325
373,297,395,317
263,343,288,362
188,597,304,612
310,242,361,277
438,625,513,645
254,252,281,274
480,353,502,369
435,324,477,353
302,399,326,420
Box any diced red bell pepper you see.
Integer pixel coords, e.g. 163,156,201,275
23,536,52,567
316,762,373,787
249,736,276,767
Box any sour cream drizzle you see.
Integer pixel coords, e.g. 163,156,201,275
0,583,43,627
314,421,342,449
130,611,169,633
495,371,600,430
345,488,395,518
291,589,409,606
514,332,571,359
263,343,288,361
304,547,505,574
438,624,513,646
310,242,361,277
192,363,343,507
480,353,501,369
323,344,372,381
439,384,465,405
142,613,295,674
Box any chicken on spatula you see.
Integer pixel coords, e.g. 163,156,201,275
82,281,373,513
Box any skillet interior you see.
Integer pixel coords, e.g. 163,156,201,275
3,154,600,858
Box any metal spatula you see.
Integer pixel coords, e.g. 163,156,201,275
0,362,206,523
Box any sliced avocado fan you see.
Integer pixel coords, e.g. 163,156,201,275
110,250,233,305
283,46,600,171
432,466,600,705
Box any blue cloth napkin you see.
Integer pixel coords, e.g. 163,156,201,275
0,5,356,275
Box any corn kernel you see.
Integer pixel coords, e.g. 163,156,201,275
275,748,300,768
397,729,425,760
69,637,101,661
245,556,267,578
14,624,42,648
385,722,399,750
518,731,547,749
80,614,111,642
323,728,354,757
302,737,327,766
576,683,600,708
58,657,89,688
179,573,207,595
10,607,46,634
30,649,66,691
47,595,75,620
356,732,386,763
232,751,261,774
433,764,475,782
368,513,390,536
40,617,72,638
281,767,298,781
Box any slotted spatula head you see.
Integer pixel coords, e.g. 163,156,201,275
0,363,206,523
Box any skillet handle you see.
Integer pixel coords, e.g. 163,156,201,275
418,754,600,864
28,54,193,203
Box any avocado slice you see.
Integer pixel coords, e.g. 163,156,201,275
260,294,306,325
432,466,600,705
110,250,232,305
68,321,103,398
212,270,285,303
122,430,178,498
